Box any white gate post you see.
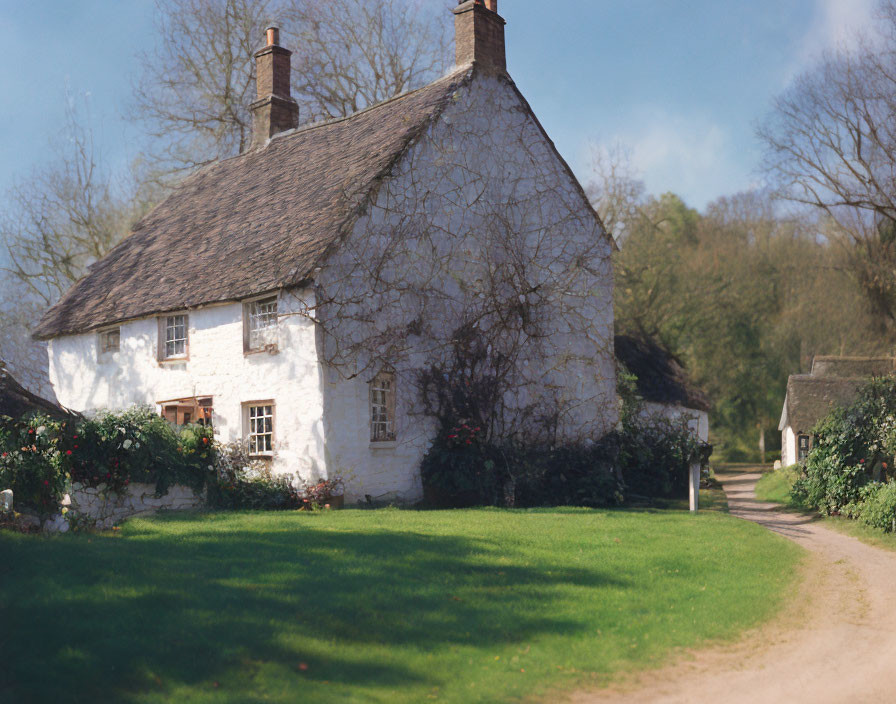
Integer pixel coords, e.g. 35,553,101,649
689,463,700,512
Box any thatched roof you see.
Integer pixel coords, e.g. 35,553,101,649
34,68,475,340
0,362,70,420
778,375,863,434
615,334,711,412
810,356,896,378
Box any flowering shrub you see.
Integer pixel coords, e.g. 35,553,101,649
0,407,217,524
301,476,345,509
0,415,71,519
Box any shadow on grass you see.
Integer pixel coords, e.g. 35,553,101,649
0,512,626,703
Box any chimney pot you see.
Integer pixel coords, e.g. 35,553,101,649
266,26,280,47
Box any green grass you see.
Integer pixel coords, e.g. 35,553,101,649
0,506,801,704
754,466,802,506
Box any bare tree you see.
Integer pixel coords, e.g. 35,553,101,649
132,0,451,176
0,95,146,396
284,0,450,121
1,96,142,308
758,0,896,334
585,142,646,245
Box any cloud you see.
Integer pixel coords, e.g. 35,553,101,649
786,0,878,79
599,110,755,210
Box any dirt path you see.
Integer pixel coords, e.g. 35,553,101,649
566,470,896,704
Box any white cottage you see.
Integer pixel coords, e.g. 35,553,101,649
614,334,710,442
34,1,617,503
778,356,895,467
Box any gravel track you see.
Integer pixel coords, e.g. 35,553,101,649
566,470,896,704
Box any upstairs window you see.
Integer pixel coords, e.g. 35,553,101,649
244,296,279,353
98,327,120,355
159,314,188,360
245,402,275,456
370,372,396,443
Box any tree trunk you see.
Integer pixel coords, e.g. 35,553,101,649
759,426,766,465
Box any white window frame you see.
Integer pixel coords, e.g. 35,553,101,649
243,295,279,353
370,372,396,443
97,327,121,356
244,401,275,457
158,314,189,361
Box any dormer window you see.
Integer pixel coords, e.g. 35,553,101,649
158,314,189,361
244,296,279,353
98,327,120,355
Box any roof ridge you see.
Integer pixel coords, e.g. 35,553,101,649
265,65,474,147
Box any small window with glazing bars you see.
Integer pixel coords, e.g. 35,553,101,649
159,314,188,360
244,296,279,352
370,372,396,442
246,403,274,456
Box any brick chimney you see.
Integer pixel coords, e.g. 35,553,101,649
453,0,506,73
250,24,299,149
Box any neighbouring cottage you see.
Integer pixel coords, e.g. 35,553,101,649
778,356,896,466
614,334,711,442
0,359,70,420
34,2,617,504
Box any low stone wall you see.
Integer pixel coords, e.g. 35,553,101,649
44,482,204,532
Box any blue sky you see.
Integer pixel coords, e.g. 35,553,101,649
0,0,877,211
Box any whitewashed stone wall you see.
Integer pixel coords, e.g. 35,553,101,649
42,482,204,532
781,425,797,467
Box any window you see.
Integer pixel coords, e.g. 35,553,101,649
244,296,279,352
798,434,811,461
159,314,188,360
98,327,120,354
370,372,396,442
159,397,214,427
246,403,274,456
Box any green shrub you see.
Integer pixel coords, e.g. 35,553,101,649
792,376,896,515
846,482,896,532
618,415,702,500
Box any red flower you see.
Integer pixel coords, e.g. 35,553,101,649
28,429,34,434
66,450,72,456
1,452,6,458
74,445,78,449
43,480,49,486
106,473,111,479
860,459,865,464
884,462,890,469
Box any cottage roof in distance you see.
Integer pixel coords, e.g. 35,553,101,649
615,334,711,412
0,361,71,419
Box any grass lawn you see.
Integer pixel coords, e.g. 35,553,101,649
0,506,800,704
754,465,802,506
